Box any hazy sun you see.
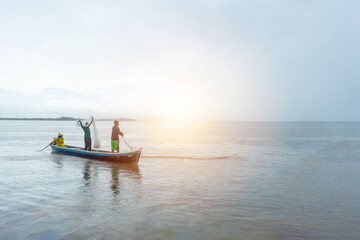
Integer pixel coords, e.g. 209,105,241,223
156,89,202,121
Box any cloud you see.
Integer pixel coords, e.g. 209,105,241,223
45,97,87,109
1,0,360,120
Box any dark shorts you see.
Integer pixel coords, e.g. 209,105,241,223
85,137,91,151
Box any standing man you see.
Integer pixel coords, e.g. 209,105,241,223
78,116,94,151
111,120,124,153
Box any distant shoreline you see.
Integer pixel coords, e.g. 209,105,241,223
0,118,359,122
0,117,136,121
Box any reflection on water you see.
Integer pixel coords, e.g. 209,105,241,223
50,152,142,199
109,163,140,196
83,161,91,185
80,159,141,196
1,121,360,239
51,152,65,168
110,166,119,195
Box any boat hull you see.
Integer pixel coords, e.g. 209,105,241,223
51,145,142,163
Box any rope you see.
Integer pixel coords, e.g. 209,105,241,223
122,136,133,150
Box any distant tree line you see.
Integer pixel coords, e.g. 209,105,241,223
0,116,135,121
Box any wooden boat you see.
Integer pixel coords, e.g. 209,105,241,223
50,145,142,163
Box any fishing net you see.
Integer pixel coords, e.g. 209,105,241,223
92,117,101,149
76,117,101,149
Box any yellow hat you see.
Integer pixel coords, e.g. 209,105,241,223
58,133,62,137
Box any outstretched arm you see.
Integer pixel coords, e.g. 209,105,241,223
117,127,124,137
88,116,94,127
51,138,58,144
115,127,124,137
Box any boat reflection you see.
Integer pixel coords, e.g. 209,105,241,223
82,160,141,196
50,152,65,168
50,153,141,196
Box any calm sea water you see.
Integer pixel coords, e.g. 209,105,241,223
0,120,359,239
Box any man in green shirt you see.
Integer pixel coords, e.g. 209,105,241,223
78,117,93,151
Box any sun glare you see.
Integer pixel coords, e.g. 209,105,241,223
157,90,202,121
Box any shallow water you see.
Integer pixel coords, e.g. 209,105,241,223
0,120,359,239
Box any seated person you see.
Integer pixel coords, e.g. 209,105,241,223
51,133,65,147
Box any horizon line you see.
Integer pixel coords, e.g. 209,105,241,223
1,117,360,123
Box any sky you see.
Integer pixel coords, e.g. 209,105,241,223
1,0,360,121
